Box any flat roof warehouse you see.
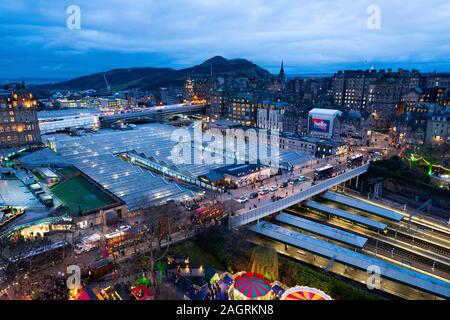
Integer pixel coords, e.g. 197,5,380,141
43,123,312,211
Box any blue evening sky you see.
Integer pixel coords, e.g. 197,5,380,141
1,0,449,79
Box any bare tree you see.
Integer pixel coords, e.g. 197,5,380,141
139,202,181,293
0,235,37,294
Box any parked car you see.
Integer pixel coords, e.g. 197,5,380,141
269,186,279,192
280,182,289,189
259,188,270,195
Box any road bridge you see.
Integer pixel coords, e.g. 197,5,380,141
228,164,370,229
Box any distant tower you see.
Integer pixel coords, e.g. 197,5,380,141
278,61,286,91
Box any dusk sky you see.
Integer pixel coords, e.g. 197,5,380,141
1,0,450,79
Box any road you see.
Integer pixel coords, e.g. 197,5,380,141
219,152,358,216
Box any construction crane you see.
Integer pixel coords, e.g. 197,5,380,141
103,74,111,94
408,199,432,231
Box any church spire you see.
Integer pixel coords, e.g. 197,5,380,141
278,60,286,85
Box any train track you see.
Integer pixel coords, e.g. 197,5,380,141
386,229,450,259
284,207,450,278
287,205,450,263
365,239,450,280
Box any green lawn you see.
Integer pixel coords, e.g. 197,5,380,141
51,176,116,214
169,240,226,270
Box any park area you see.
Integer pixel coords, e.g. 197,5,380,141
51,176,117,214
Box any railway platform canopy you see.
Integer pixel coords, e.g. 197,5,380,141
305,200,388,232
275,213,368,248
322,191,404,222
250,222,450,299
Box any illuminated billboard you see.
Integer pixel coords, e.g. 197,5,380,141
311,118,331,134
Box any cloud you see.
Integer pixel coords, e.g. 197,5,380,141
0,0,450,77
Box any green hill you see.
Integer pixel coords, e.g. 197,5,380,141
36,56,272,91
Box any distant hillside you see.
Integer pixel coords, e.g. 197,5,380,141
36,56,272,92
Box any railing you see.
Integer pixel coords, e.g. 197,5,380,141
228,164,370,229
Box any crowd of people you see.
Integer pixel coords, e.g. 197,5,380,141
34,275,69,300
204,280,228,300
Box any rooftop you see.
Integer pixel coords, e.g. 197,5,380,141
309,108,342,117
51,176,118,214
43,123,312,210
38,108,101,119
322,192,404,222
306,200,388,231
0,179,43,209
275,213,368,248
18,148,71,168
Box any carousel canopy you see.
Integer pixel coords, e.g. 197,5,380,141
281,286,332,300
234,272,271,299
76,290,92,301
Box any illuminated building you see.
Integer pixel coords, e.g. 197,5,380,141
0,83,41,149
307,108,342,139
425,114,449,145
184,78,195,102
226,93,258,126
256,101,289,132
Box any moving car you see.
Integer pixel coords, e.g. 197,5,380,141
237,196,248,203
280,181,289,189
259,188,270,195
74,233,102,255
249,192,259,199
269,186,278,192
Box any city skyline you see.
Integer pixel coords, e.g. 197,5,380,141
1,0,450,78
0,0,449,304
